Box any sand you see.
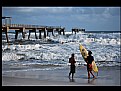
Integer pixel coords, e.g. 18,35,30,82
2,66,120,86
2,76,91,86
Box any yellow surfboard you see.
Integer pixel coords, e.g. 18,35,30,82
79,44,98,73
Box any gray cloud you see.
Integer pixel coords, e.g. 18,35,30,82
2,7,120,31
2,7,120,16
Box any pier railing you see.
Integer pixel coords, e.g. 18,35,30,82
2,24,66,43
2,24,63,29
2,24,46,28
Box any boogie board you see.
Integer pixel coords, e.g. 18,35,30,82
79,44,98,73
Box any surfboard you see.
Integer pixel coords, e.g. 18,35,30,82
79,44,98,73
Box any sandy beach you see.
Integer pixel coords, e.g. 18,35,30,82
2,66,120,86
2,76,90,86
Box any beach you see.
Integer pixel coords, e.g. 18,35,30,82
2,32,120,86
2,66,120,86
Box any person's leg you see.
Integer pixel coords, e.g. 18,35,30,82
69,66,72,78
72,73,73,79
69,72,71,77
88,71,90,79
90,71,96,78
72,65,75,79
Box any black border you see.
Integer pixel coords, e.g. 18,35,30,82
2,0,121,7
1,0,121,89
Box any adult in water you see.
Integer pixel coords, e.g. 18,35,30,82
86,50,96,79
69,53,76,79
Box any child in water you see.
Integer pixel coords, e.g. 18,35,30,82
69,53,76,79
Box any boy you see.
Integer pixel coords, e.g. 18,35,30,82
69,53,76,79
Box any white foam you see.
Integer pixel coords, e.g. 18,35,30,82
2,32,120,67
2,52,24,61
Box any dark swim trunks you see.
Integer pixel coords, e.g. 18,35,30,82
70,65,75,73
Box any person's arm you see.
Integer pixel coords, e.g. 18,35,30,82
85,57,88,63
92,56,94,62
69,58,71,63
74,58,76,63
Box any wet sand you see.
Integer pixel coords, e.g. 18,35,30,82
2,66,120,86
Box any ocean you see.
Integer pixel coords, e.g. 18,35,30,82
2,31,121,73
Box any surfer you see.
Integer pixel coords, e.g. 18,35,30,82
69,53,76,79
86,50,96,79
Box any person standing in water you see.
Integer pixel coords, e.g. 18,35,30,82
69,53,76,79
86,50,96,79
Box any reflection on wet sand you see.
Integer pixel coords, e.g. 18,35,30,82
88,78,96,85
69,78,75,82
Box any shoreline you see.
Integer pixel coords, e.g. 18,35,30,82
2,76,92,86
2,66,120,86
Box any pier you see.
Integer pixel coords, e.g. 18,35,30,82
2,17,65,43
72,28,85,34
2,16,85,44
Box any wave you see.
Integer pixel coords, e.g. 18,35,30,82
2,32,121,69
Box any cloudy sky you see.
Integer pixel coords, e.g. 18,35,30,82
2,7,120,31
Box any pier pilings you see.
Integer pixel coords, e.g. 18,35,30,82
39,28,46,39
46,27,54,36
2,26,9,43
28,29,38,39
72,28,85,34
15,28,26,39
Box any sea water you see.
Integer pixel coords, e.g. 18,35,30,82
2,31,121,73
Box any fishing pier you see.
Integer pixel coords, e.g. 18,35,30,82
2,16,85,44
2,17,65,43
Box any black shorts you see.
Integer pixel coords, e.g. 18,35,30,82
70,65,75,73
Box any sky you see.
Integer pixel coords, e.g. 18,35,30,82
2,7,120,32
